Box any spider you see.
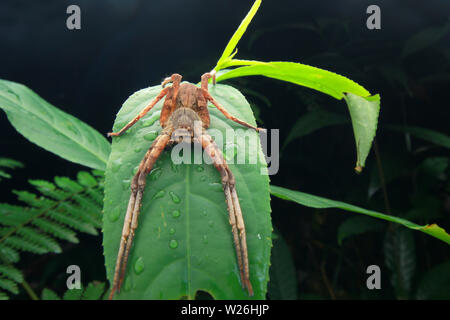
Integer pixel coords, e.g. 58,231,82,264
107,72,264,299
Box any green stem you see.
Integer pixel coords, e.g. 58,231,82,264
21,279,39,300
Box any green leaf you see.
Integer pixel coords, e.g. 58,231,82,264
0,265,23,283
402,20,450,58
103,84,272,299
283,109,348,149
386,125,450,149
343,93,380,172
267,231,297,300
41,288,61,300
384,228,416,299
269,185,450,245
82,282,106,300
216,62,370,100
63,287,83,300
337,216,384,245
0,79,110,170
415,260,450,299
215,0,262,70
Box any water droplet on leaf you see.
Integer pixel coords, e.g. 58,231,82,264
172,210,180,218
169,191,180,203
169,239,178,249
109,207,121,222
144,131,158,141
134,257,145,275
152,189,165,199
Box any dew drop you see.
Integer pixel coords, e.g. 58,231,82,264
134,257,145,275
257,233,262,240
202,235,208,244
202,210,207,217
108,207,121,222
169,228,175,235
169,191,181,204
208,220,214,228
111,159,122,173
152,189,165,199
196,165,204,172
169,239,178,249
172,210,181,218
144,131,158,141
134,147,142,153
149,168,162,181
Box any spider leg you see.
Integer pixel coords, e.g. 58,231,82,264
196,130,254,296
108,129,172,300
200,73,264,133
107,87,169,137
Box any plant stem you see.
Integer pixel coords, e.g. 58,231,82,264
21,279,39,300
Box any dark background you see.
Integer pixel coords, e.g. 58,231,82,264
0,0,449,299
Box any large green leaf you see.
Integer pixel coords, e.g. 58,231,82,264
269,185,450,245
0,80,110,170
103,83,272,299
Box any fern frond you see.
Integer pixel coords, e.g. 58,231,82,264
0,170,104,299
0,158,23,181
0,265,23,283
41,288,60,300
41,281,107,300
0,277,19,294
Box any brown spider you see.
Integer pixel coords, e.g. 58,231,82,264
107,72,264,299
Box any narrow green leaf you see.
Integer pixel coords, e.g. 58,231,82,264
0,79,110,170
267,231,297,300
216,62,371,100
215,0,262,69
386,125,450,149
402,20,450,58
269,185,450,245
343,93,380,172
103,83,272,299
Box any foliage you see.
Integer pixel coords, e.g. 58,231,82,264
0,167,104,299
0,0,448,300
41,281,107,300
